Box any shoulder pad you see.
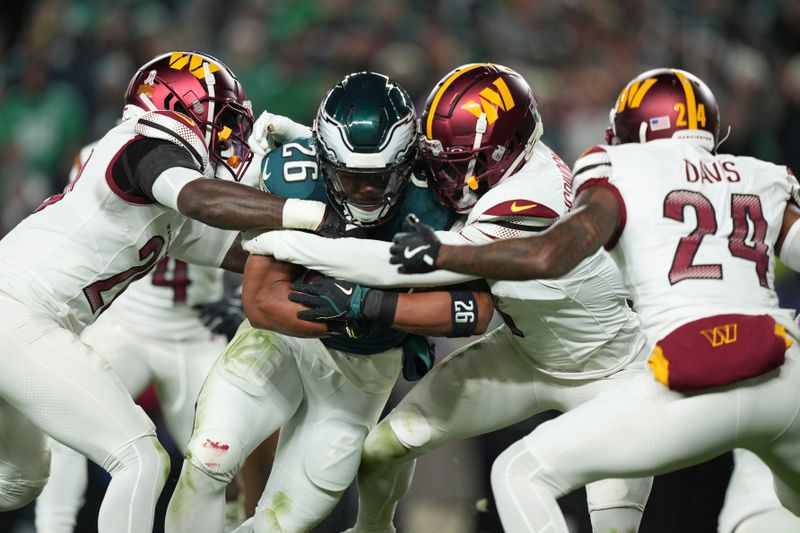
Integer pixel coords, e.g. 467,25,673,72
135,110,209,171
480,199,559,219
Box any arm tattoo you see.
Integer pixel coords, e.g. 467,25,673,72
436,187,620,280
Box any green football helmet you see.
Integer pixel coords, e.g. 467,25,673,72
314,72,418,226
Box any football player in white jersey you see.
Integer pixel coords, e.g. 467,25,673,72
0,51,332,533
242,64,653,533
389,67,800,533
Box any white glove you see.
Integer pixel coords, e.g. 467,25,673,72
248,111,313,157
241,230,280,256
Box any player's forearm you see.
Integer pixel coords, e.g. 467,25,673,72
220,236,248,273
243,286,329,338
391,289,493,336
264,231,477,288
176,179,325,232
435,199,616,280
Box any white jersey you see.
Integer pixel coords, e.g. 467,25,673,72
108,259,224,341
256,142,646,379
457,142,644,377
0,111,237,333
572,136,799,345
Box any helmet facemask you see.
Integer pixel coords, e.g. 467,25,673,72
314,71,419,227
320,149,414,226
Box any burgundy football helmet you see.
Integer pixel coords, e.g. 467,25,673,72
419,63,542,212
606,68,720,149
124,51,253,180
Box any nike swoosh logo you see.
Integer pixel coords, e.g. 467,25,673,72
510,201,538,213
404,245,430,259
263,171,272,181
334,283,353,295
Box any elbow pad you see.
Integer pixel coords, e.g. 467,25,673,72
780,220,800,272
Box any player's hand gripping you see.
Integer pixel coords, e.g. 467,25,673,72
289,273,370,321
389,214,442,273
195,289,246,341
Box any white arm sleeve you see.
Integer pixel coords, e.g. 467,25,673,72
151,167,203,211
243,230,478,288
780,218,800,272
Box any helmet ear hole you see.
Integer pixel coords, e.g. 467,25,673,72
173,102,188,117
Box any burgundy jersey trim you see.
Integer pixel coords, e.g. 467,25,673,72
482,199,559,219
578,146,607,158
105,136,156,205
575,177,626,250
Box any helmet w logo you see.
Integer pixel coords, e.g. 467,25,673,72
616,78,657,112
461,77,515,124
168,52,220,80
699,323,738,347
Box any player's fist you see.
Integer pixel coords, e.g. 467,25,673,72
389,214,441,274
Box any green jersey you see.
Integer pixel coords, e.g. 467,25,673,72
261,136,452,355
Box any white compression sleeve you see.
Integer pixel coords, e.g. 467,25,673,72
244,230,477,288
151,167,203,211
779,219,800,272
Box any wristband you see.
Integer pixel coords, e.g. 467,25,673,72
449,290,478,337
282,198,327,230
362,290,399,326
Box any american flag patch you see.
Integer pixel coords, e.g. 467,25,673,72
650,116,671,131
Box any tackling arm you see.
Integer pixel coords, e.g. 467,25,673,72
241,255,329,337
176,178,327,232
244,230,479,288
414,187,620,280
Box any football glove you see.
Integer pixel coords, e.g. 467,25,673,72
195,290,246,341
389,214,442,274
289,273,370,321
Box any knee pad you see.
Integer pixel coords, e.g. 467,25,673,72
586,477,652,513
186,429,244,484
0,477,47,511
103,435,169,486
304,418,368,492
360,421,413,478
491,440,565,497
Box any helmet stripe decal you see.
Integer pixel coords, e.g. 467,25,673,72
674,70,698,129
426,63,485,139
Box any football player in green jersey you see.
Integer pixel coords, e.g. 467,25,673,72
165,72,493,533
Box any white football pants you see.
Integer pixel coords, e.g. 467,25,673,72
719,448,800,533
35,305,227,533
490,341,800,533
0,293,168,532
165,320,402,533
351,325,653,533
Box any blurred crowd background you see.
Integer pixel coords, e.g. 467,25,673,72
1,0,800,531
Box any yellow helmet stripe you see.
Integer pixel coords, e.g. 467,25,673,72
426,63,486,139
674,70,698,129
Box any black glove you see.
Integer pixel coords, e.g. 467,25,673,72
195,292,246,341
289,274,371,321
389,214,442,274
